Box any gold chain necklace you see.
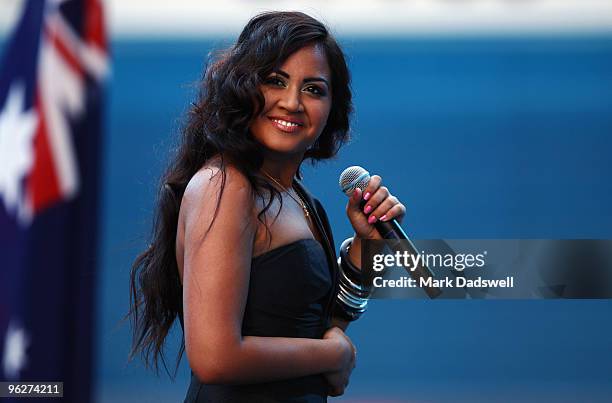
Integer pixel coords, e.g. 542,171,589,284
260,169,310,218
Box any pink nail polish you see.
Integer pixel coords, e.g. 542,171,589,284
380,214,387,222
363,192,371,201
368,215,377,225
364,205,372,214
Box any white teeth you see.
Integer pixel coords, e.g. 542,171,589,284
273,119,299,127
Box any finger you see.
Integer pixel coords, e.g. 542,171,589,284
379,203,406,222
347,187,362,211
362,175,381,202
370,195,398,221
362,186,389,219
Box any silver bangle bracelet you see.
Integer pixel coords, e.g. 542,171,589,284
335,238,370,321
338,257,370,296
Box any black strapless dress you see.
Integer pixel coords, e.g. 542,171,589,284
184,238,335,403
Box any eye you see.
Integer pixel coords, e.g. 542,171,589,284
304,85,326,96
264,76,286,87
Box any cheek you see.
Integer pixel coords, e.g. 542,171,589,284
305,96,331,124
315,104,332,130
259,88,274,115
249,115,267,140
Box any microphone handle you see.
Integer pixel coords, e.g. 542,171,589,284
359,200,441,298
374,219,408,240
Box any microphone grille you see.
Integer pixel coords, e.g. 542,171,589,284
339,166,370,195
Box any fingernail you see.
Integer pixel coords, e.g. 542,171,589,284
363,192,371,201
364,205,372,214
380,214,387,222
368,215,377,225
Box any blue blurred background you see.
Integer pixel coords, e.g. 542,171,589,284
97,37,612,402
2,1,612,402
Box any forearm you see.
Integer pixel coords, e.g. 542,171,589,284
346,233,363,269
195,335,342,384
331,233,373,330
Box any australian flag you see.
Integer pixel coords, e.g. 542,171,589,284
0,0,107,401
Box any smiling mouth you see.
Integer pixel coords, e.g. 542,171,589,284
268,117,304,133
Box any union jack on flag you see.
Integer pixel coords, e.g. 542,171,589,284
0,0,108,401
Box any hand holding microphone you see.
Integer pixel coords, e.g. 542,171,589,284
343,171,406,240
339,166,441,298
340,165,408,244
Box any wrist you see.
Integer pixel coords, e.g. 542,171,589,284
346,235,361,269
357,229,383,240
323,332,348,372
331,339,348,372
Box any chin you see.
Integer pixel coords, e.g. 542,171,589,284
252,121,314,156
259,138,309,156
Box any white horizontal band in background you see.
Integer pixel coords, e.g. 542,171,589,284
1,0,612,38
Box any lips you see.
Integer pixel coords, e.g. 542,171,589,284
268,116,304,133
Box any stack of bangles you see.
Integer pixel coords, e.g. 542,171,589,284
336,237,371,321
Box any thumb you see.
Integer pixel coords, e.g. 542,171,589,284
347,188,362,211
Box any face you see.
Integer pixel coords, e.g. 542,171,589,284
249,44,332,158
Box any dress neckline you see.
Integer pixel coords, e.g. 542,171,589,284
252,238,324,261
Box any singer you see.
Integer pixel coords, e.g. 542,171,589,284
128,11,405,403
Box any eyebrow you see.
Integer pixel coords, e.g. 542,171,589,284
273,69,330,87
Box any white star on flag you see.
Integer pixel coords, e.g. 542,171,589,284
2,320,30,379
0,82,38,225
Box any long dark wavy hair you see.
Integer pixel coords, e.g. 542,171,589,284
127,11,353,377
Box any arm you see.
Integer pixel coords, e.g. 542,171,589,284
181,166,351,385
333,177,406,330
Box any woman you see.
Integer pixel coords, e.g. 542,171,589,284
129,11,405,402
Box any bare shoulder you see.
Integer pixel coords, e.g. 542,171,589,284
183,161,253,209
180,160,256,236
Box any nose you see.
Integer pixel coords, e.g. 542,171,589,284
278,87,303,113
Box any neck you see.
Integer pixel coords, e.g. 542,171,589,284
260,155,303,188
